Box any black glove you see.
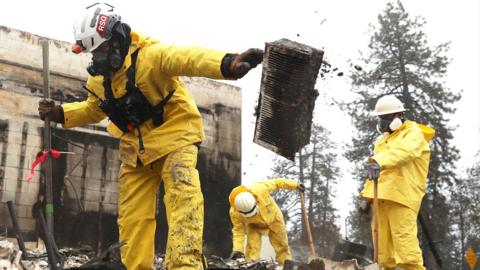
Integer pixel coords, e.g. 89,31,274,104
229,48,263,79
230,251,245,260
38,99,64,123
298,183,306,192
366,161,381,181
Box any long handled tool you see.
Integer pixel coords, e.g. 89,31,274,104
373,180,379,263
42,39,55,234
300,191,316,258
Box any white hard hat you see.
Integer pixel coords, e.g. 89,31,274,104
373,95,406,116
235,192,258,218
72,3,121,53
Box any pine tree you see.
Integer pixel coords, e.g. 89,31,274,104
450,156,480,267
271,124,341,257
343,1,461,268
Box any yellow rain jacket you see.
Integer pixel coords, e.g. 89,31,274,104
229,178,299,265
361,120,435,212
361,120,435,269
62,31,227,167
61,31,229,270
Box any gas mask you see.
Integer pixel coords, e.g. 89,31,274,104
87,23,131,76
87,44,124,76
377,117,403,133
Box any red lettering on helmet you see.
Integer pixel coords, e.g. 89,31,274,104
97,14,109,37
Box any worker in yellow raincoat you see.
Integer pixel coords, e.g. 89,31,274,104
37,3,263,270
228,178,305,266
361,95,435,270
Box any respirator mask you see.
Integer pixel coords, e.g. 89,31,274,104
376,117,403,133
86,23,131,76
87,42,124,76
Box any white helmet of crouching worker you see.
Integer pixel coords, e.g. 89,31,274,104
72,3,122,54
235,192,258,218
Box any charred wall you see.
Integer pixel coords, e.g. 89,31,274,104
0,26,241,256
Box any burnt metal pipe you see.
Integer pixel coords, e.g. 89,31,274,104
38,208,63,270
6,201,28,258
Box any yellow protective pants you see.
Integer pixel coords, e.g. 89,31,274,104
373,200,425,270
118,145,204,270
244,217,292,265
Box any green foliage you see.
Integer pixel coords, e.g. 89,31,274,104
271,124,341,257
449,158,480,267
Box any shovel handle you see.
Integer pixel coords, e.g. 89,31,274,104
373,180,379,263
300,192,316,257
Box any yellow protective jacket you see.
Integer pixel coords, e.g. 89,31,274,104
62,31,227,167
361,120,435,212
229,178,299,253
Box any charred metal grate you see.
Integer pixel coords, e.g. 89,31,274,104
254,39,324,161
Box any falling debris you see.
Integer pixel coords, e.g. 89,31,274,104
354,65,362,71
254,38,324,161
318,59,346,80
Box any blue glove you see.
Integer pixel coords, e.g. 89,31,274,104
366,162,381,181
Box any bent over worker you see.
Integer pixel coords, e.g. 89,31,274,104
361,95,435,270
228,178,305,266
37,3,263,270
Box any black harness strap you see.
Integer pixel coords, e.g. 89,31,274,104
89,48,176,154
126,49,140,92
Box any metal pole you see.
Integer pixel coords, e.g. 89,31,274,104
38,209,62,270
42,39,54,234
6,201,28,257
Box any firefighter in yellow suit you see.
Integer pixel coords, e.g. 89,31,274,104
37,3,263,270
228,178,305,266
361,95,435,270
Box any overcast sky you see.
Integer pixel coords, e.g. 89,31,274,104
1,0,479,238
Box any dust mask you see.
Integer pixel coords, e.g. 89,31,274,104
377,117,403,133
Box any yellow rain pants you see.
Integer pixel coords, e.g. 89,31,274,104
230,178,298,265
374,200,425,270
242,212,292,264
118,144,204,270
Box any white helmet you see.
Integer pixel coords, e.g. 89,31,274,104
373,95,406,116
72,3,121,53
235,192,258,218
